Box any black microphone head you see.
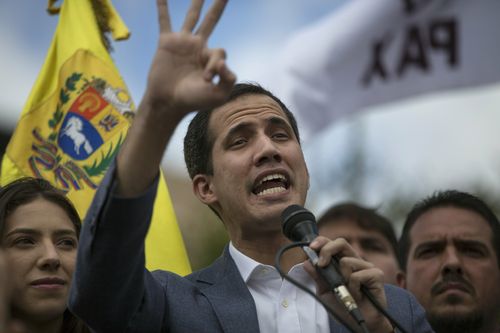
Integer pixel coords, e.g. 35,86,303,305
281,204,318,242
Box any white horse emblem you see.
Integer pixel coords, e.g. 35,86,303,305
61,116,93,155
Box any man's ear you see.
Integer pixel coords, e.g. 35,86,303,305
192,174,217,205
396,271,407,289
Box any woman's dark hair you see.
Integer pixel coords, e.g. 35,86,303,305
0,177,81,240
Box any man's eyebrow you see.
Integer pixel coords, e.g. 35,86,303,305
360,236,385,243
223,116,291,143
267,116,290,128
224,121,254,141
413,240,445,252
455,239,490,250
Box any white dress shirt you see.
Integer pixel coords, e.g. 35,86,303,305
229,242,330,333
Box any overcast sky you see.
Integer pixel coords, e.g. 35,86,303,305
1,0,500,215
0,1,346,126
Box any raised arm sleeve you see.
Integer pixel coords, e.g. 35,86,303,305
68,160,166,332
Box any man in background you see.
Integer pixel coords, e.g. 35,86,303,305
318,202,402,285
399,190,500,333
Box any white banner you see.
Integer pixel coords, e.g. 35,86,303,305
282,0,500,137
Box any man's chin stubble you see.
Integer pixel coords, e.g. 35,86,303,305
427,308,483,333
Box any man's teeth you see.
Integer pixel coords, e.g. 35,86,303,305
257,186,286,196
258,173,286,185
254,173,288,195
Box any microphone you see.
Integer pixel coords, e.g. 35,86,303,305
281,204,359,315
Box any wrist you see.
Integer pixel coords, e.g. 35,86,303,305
138,93,184,131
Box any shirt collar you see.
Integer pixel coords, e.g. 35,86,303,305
229,242,308,283
229,242,265,283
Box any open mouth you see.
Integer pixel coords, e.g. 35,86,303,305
253,173,289,196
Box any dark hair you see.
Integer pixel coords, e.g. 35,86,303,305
399,190,500,270
317,202,400,267
0,177,81,240
183,82,301,179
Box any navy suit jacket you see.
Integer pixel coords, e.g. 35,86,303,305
69,164,433,332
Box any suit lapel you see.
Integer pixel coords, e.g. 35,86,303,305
192,247,354,333
195,247,260,333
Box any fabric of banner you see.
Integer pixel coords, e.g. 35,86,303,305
0,0,191,274
282,0,500,137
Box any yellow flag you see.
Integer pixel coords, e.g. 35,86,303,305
1,0,191,275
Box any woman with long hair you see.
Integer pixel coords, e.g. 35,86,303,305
0,177,89,333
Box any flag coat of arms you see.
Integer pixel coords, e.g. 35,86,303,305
1,0,191,274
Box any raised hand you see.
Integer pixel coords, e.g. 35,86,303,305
146,0,236,117
116,0,235,197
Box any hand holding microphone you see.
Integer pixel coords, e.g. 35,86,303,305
281,205,394,333
281,205,363,317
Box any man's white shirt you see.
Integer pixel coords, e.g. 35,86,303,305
229,242,330,333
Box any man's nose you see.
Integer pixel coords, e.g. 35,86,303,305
254,135,282,166
441,246,463,275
